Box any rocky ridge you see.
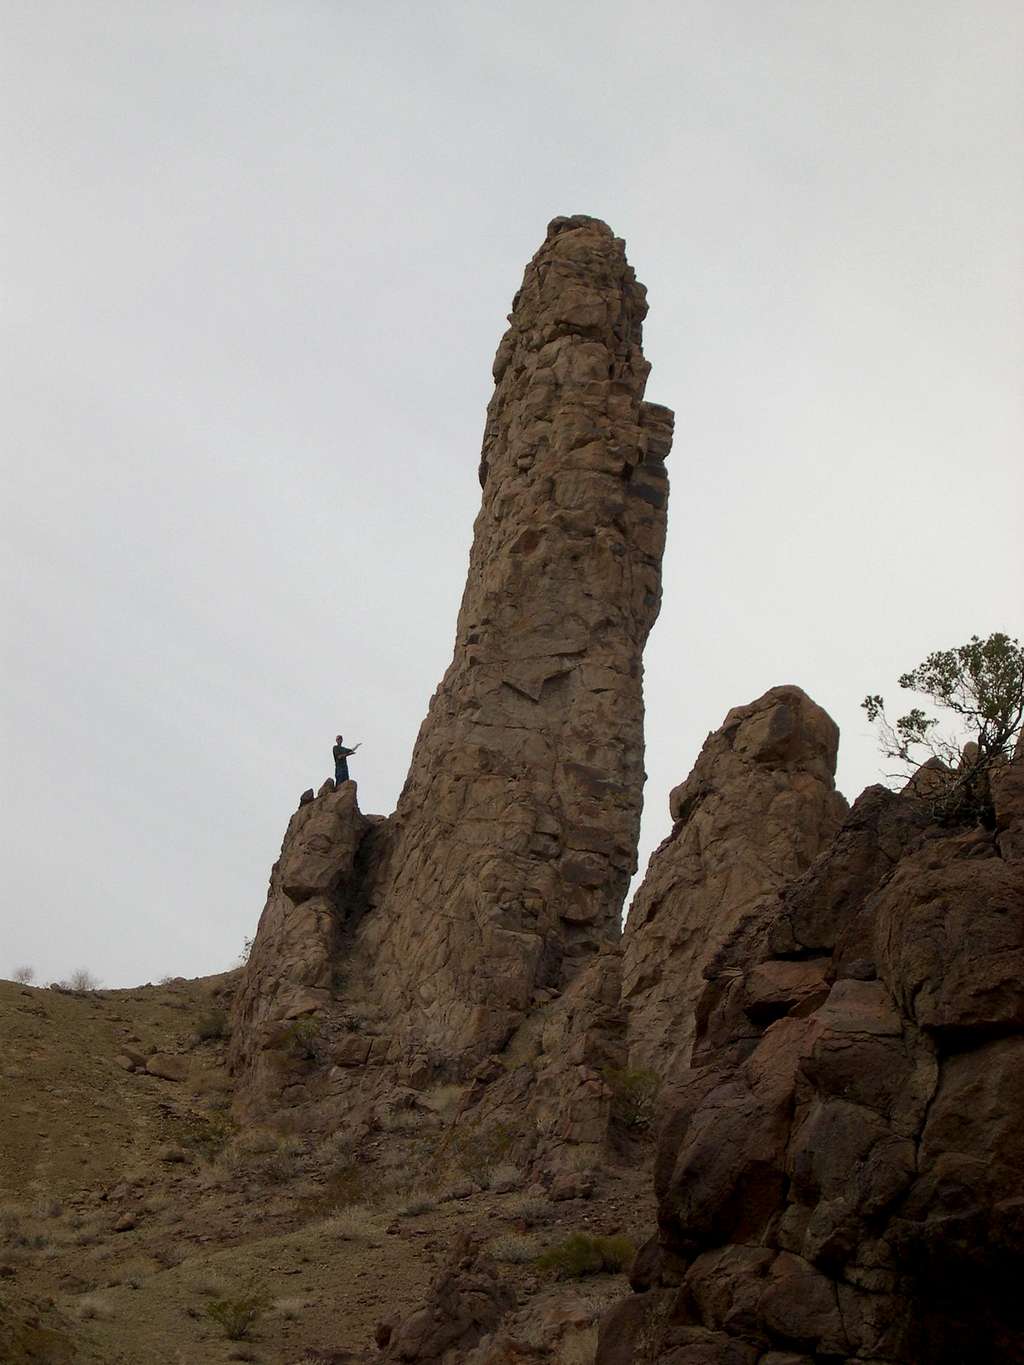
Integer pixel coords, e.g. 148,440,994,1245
598,738,1024,1365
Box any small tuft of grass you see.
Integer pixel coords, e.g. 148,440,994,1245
320,1204,384,1243
535,1232,636,1280
76,1293,115,1321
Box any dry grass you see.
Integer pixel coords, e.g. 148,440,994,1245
320,1204,385,1244
485,1162,522,1191
76,1293,115,1321
487,1232,538,1264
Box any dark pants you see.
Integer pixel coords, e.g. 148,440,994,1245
335,759,349,784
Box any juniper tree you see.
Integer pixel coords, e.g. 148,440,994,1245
862,631,1023,823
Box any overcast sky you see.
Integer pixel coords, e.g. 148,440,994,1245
3,1,1021,987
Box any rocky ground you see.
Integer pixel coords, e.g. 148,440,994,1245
0,975,653,1364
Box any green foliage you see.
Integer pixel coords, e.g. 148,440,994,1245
204,1289,269,1340
535,1232,636,1279
603,1067,660,1129
863,632,1024,823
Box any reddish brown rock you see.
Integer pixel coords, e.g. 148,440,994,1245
347,216,672,1069
600,748,1024,1365
621,686,846,1080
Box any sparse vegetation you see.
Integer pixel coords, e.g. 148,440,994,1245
194,1006,229,1041
450,1122,516,1184
603,1066,660,1129
76,1293,115,1322
280,1015,323,1060
205,1288,270,1340
535,1232,636,1279
68,967,101,991
11,965,35,984
506,1195,554,1226
320,1204,384,1243
488,1232,538,1263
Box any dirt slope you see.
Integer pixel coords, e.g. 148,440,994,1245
0,977,652,1364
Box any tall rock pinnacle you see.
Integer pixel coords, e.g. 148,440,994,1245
353,215,673,1064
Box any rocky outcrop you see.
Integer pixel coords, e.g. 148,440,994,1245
621,686,846,1082
373,1238,516,1362
229,781,374,1096
231,216,672,1109
599,751,1024,1365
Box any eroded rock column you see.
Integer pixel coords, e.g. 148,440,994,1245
355,215,673,1066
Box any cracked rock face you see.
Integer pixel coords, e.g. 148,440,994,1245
350,215,673,1065
621,685,847,1083
599,751,1024,1365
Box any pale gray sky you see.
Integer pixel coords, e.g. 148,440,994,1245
3,1,1022,986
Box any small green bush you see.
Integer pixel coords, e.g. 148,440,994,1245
603,1067,660,1129
535,1232,636,1279
205,1290,269,1340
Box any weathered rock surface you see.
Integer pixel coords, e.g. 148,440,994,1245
232,216,673,1107
621,686,846,1081
349,214,672,1067
599,752,1024,1365
229,782,374,1096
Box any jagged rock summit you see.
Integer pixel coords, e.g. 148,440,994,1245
622,684,848,1084
231,215,673,1111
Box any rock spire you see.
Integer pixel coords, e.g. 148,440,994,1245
352,215,673,1064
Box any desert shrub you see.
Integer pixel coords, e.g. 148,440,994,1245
12,965,35,984
320,1204,383,1243
205,1289,269,1340
68,967,100,991
296,1162,366,1219
76,1294,115,1321
603,1067,660,1129
254,1149,298,1185
195,1007,229,1041
450,1123,515,1184
505,1195,554,1227
536,1232,636,1280
488,1233,537,1264
280,1016,322,1060
272,1296,310,1320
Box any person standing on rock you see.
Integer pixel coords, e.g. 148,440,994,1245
333,734,360,785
